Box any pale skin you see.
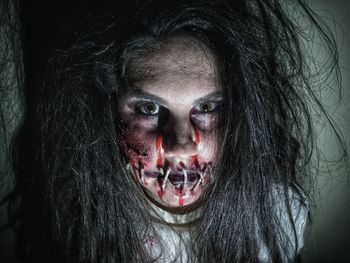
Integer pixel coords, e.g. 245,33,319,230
118,37,222,209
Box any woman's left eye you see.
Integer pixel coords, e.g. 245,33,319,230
194,101,219,113
136,101,160,115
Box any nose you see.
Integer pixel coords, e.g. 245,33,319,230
162,116,198,163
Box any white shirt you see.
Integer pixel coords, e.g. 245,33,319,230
146,185,309,262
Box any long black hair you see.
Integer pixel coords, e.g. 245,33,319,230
1,0,346,262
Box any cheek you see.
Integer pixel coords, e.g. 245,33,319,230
197,130,219,162
191,113,219,130
191,114,220,162
119,127,157,167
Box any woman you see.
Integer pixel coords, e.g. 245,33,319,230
0,0,344,262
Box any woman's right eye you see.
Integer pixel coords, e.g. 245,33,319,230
136,101,160,116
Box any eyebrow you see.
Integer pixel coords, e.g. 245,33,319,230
127,88,168,105
192,91,223,105
127,87,222,106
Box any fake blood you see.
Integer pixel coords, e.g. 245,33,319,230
128,159,136,166
157,190,164,200
193,127,200,145
179,196,184,206
191,155,200,169
155,134,163,168
174,186,185,206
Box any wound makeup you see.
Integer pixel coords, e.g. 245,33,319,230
127,132,213,207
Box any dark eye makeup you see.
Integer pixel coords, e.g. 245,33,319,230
128,98,221,131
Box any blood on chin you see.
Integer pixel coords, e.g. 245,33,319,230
130,162,212,208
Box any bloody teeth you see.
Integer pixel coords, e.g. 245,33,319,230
158,168,170,199
192,171,203,192
161,168,171,190
139,160,145,184
138,161,145,184
140,168,145,184
183,169,188,186
198,171,204,180
192,176,202,192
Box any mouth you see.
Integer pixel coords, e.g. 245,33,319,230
145,169,202,190
131,163,212,207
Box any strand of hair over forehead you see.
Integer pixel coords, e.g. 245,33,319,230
0,0,345,262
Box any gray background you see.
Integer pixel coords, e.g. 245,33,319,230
302,0,350,262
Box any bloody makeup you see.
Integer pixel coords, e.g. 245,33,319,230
117,37,221,208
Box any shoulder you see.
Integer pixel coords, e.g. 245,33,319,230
258,184,309,262
274,183,309,248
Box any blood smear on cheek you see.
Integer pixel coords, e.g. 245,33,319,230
123,130,153,161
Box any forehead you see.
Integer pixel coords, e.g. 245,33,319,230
124,37,219,93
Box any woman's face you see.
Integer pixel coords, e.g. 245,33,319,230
117,38,222,208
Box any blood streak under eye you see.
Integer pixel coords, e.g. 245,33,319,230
155,134,163,168
193,127,200,145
